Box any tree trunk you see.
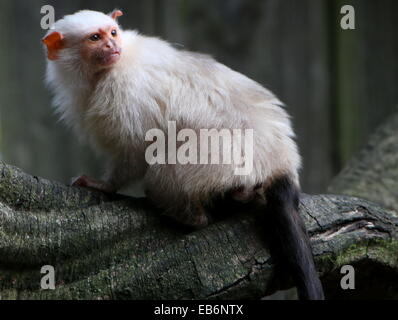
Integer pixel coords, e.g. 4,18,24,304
329,111,398,212
1,115,398,300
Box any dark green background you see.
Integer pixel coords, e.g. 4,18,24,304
0,0,397,193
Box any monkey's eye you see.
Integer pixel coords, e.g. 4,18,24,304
111,30,117,37
89,34,101,41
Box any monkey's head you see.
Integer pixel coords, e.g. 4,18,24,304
42,10,123,72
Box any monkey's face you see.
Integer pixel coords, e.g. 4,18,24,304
80,26,122,69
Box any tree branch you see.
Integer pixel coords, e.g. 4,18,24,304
0,157,397,299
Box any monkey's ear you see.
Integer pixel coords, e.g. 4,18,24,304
42,32,64,61
110,9,123,20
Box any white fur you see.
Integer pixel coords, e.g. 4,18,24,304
45,10,301,213
46,10,119,39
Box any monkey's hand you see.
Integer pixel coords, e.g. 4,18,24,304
71,175,116,194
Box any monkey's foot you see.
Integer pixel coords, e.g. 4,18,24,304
71,175,115,193
185,201,211,228
231,186,255,203
231,185,266,204
191,212,209,228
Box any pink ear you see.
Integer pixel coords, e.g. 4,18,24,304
110,10,123,20
42,32,64,60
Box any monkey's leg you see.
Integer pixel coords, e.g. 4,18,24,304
71,156,146,194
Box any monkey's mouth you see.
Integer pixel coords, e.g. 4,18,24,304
110,50,121,57
100,50,121,66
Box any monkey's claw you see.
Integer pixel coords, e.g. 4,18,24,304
70,175,116,194
71,175,90,187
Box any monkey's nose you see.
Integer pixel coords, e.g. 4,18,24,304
105,40,114,49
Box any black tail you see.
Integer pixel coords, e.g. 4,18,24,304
262,176,324,300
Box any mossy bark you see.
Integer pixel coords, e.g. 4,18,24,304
0,156,397,299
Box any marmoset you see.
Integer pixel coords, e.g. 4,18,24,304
42,9,324,299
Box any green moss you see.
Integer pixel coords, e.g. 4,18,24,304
334,243,368,266
318,239,398,273
366,239,398,267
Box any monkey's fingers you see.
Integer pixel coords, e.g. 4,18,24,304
71,175,116,194
70,175,90,188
